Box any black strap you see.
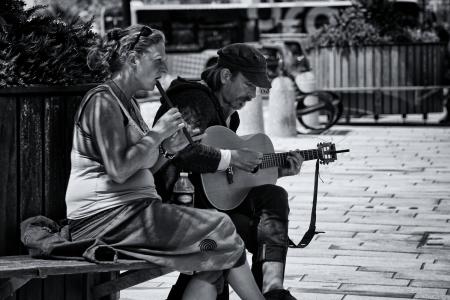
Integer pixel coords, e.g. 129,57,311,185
289,159,324,248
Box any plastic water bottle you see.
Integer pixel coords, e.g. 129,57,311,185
172,172,194,206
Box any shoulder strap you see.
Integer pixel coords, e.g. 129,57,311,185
103,84,148,136
75,84,147,136
289,159,324,248
75,85,110,126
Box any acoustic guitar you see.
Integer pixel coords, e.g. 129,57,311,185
200,126,346,211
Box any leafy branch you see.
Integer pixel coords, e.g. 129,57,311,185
0,0,107,88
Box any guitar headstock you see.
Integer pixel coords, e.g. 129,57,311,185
317,142,337,164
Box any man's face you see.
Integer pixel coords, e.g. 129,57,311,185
221,72,257,111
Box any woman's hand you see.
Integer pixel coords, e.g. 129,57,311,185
152,108,186,141
162,125,204,154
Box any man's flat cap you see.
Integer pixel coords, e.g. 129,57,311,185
217,43,271,89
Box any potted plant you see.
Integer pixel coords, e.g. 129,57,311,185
0,0,106,255
307,0,445,118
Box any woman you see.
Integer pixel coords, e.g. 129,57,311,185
65,25,265,300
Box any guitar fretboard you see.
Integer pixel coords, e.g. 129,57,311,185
260,149,320,169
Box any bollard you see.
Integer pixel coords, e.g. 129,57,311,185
266,76,297,137
302,94,320,128
295,71,319,128
236,87,265,135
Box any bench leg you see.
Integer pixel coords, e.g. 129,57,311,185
92,268,171,299
0,277,32,300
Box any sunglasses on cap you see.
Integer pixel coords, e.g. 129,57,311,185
130,26,153,50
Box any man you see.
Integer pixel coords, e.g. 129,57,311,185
154,43,303,300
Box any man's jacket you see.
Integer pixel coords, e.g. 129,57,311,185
153,77,239,208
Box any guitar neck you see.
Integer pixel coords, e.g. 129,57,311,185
261,149,319,169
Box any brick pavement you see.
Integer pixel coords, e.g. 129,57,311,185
123,106,450,299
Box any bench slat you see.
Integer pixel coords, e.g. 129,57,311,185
0,256,160,278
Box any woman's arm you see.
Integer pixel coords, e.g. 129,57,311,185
82,93,183,183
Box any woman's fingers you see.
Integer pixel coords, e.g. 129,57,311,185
191,133,205,142
166,108,182,120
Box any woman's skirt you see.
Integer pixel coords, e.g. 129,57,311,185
69,198,245,273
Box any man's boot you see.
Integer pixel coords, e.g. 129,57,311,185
263,289,297,300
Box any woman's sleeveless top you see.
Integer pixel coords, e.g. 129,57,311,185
65,83,161,220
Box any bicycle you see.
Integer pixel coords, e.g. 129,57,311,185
295,84,343,133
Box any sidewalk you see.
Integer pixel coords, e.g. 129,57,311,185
124,106,450,299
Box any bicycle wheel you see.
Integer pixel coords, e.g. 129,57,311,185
296,91,342,132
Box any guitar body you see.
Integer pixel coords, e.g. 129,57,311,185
200,126,278,211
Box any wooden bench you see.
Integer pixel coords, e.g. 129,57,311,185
0,256,171,300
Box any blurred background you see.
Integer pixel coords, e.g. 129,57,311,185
4,0,450,127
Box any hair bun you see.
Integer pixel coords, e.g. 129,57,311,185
107,29,122,41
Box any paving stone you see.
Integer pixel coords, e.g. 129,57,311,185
346,216,445,227
340,283,448,299
284,280,341,289
120,287,171,300
352,233,423,242
396,226,450,234
303,271,409,286
422,262,450,271
395,270,450,281
409,279,450,289
284,264,358,275
285,291,344,300
341,296,413,300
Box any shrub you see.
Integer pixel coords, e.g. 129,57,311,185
309,0,440,48
0,0,107,88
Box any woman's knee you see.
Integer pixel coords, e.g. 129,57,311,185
211,211,246,251
193,270,223,284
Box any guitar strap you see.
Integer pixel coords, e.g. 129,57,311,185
289,159,324,248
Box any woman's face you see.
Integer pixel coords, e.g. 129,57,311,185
135,42,167,91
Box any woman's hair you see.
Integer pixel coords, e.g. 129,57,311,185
87,25,165,74
201,64,239,92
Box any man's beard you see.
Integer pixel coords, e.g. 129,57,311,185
223,95,251,110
